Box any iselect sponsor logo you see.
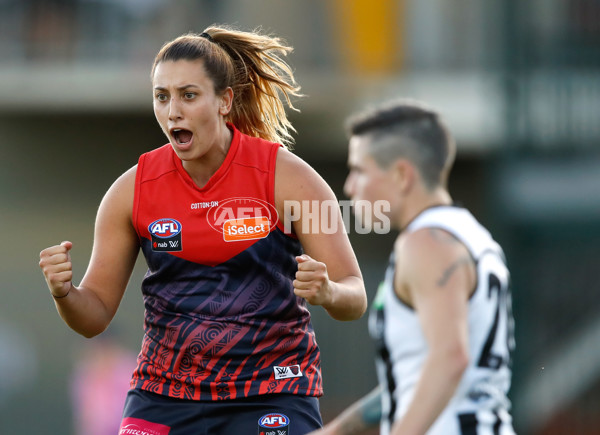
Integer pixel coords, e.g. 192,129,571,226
206,197,278,237
223,216,271,242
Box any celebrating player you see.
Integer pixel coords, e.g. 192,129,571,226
39,25,366,434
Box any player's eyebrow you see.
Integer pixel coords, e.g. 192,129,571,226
153,84,200,91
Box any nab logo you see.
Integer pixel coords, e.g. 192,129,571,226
258,413,290,429
149,218,183,252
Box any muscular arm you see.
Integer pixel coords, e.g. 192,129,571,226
308,386,382,435
390,228,476,435
39,167,140,338
275,149,367,321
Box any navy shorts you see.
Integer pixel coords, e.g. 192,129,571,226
119,388,323,435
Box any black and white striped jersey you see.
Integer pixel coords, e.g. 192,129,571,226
370,206,515,435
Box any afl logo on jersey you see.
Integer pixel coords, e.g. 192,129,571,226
149,218,183,252
258,413,289,434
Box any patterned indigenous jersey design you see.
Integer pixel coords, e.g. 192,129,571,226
369,206,515,435
131,125,322,401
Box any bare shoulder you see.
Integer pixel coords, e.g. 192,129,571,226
111,165,137,191
99,165,138,218
395,227,476,296
397,227,469,259
274,148,335,203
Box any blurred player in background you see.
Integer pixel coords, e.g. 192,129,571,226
39,25,366,434
310,100,515,435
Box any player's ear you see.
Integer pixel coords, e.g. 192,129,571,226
392,159,414,193
219,87,233,116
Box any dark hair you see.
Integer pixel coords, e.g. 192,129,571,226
346,99,456,189
152,25,302,148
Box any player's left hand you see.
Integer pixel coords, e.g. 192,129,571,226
293,254,333,307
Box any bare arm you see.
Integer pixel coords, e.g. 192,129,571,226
275,149,367,321
308,386,382,435
390,228,476,435
39,166,140,338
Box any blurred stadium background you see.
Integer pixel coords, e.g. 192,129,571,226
1,0,599,434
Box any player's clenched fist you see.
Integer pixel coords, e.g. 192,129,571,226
39,241,74,299
293,254,333,307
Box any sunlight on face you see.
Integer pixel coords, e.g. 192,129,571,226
151,59,228,159
344,136,394,227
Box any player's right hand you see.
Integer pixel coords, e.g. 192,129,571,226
39,241,73,298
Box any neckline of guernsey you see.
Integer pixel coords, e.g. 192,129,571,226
172,123,240,192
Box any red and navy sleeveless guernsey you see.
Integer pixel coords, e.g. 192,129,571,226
131,125,322,401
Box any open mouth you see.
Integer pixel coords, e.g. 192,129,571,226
170,128,193,145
